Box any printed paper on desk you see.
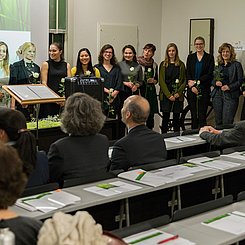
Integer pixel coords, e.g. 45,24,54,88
84,181,142,197
118,169,168,187
124,229,195,245
220,151,245,164
154,165,194,181
164,136,196,144
187,157,240,170
15,190,81,213
202,212,245,235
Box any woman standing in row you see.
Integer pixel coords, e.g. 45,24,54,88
138,43,158,129
96,44,123,118
41,42,71,117
118,45,143,101
186,36,214,129
212,43,243,126
71,48,100,77
159,43,186,133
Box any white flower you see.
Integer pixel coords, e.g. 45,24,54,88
32,72,39,78
175,79,179,84
147,68,152,72
215,62,219,67
197,80,200,85
129,67,134,72
109,88,114,93
85,70,91,76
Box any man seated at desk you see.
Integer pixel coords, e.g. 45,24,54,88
199,120,245,148
110,95,167,171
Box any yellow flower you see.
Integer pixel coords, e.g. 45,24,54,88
109,88,114,93
175,79,179,84
147,68,152,72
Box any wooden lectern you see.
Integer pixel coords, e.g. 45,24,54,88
2,84,65,106
3,84,65,149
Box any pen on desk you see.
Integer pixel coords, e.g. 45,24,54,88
157,234,179,244
176,137,184,141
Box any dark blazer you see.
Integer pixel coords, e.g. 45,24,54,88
48,134,110,184
110,125,167,171
9,59,40,85
186,51,214,93
200,121,245,148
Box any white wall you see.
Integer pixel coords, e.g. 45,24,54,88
68,0,162,67
162,0,245,63
162,0,245,121
30,0,49,65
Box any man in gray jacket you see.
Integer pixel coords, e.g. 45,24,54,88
199,121,245,148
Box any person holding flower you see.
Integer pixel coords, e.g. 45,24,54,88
9,42,40,120
118,45,143,101
71,48,100,78
138,43,158,129
186,36,214,129
41,42,71,117
159,43,186,133
95,44,123,118
212,43,243,126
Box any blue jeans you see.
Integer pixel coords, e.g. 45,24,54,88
212,90,239,126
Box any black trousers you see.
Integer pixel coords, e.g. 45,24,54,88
187,88,210,129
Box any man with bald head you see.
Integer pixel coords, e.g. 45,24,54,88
110,95,167,171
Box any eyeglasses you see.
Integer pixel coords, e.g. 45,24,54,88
195,43,204,46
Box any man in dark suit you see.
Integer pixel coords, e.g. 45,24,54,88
110,95,167,171
199,121,245,148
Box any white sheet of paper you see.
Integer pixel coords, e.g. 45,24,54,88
202,212,245,235
124,229,195,245
84,181,142,197
165,136,196,144
118,169,167,187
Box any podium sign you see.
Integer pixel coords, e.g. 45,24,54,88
3,84,65,105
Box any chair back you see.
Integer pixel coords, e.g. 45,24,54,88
22,182,59,197
112,215,170,238
131,159,177,171
63,171,116,188
237,191,245,202
26,150,49,188
179,151,220,164
172,195,233,222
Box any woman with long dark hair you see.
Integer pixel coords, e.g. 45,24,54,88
95,44,123,118
71,48,100,77
41,42,71,117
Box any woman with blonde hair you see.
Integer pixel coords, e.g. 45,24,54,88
212,42,243,126
159,43,186,133
9,42,40,119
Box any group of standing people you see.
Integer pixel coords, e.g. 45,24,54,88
1,38,245,131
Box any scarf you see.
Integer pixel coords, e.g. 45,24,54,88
137,56,154,67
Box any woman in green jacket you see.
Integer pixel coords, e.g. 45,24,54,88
159,43,186,133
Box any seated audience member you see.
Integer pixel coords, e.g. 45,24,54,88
0,108,36,177
0,142,42,245
0,108,48,187
110,95,167,171
48,92,110,185
199,121,245,147
37,211,127,245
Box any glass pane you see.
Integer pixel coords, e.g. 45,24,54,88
49,0,66,30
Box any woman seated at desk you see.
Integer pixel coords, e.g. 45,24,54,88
48,92,110,186
0,142,42,245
